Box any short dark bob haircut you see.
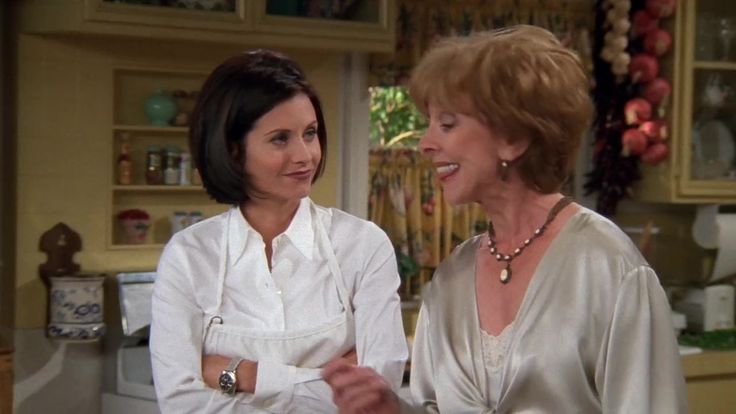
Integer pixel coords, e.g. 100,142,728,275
189,49,327,204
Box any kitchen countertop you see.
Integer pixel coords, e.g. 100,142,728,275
681,349,736,378
680,349,736,413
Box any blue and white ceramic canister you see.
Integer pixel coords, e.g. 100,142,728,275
47,275,106,342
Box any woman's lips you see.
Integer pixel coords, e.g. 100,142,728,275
285,170,313,180
434,163,459,181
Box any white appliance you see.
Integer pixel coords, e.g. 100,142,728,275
673,284,735,332
102,272,159,414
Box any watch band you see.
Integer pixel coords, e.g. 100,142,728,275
218,357,244,395
225,357,244,372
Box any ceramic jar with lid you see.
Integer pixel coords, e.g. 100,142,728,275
47,274,106,342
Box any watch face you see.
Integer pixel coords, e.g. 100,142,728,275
219,371,236,394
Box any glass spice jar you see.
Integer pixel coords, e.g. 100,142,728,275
179,152,192,186
171,211,189,235
163,146,181,185
145,145,163,185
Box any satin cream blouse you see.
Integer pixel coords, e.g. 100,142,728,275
408,207,687,413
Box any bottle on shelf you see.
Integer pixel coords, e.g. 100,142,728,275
145,145,164,185
179,152,192,186
163,146,181,186
171,211,189,235
117,132,132,185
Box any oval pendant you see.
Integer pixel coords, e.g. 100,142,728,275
500,267,511,284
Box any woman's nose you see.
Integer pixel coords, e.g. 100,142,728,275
418,129,437,155
291,138,313,163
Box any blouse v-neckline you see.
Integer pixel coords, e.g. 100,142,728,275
472,207,585,339
470,207,585,407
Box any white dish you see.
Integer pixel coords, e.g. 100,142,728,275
692,119,735,179
678,345,703,356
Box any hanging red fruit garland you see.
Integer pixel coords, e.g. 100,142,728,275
586,0,676,215
624,0,675,166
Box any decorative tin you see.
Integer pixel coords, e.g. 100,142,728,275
47,275,106,342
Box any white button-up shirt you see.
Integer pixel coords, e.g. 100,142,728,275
151,198,408,413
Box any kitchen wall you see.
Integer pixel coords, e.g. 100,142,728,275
10,31,344,413
613,201,717,286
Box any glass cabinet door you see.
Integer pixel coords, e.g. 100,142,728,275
689,69,736,181
253,0,393,50
102,0,236,13
89,0,247,31
682,0,736,193
264,0,381,24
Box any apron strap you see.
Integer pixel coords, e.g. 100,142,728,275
310,201,354,315
213,207,232,314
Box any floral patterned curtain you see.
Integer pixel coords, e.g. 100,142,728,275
369,148,488,299
369,0,596,85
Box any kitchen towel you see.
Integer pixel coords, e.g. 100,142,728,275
693,204,736,282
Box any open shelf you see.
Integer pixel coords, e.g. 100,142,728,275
109,66,218,250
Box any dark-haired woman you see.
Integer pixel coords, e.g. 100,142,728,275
150,50,407,413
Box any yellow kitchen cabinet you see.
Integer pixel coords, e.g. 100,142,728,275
682,350,736,413
635,0,736,202
18,0,395,53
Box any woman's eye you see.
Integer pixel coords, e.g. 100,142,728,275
440,123,454,131
304,128,318,140
271,133,289,145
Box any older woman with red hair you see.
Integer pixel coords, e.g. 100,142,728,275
324,25,686,413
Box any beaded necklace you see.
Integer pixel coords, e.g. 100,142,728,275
487,196,573,284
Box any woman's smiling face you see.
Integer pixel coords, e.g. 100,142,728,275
243,93,322,203
419,103,509,205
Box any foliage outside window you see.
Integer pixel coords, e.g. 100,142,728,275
369,86,426,148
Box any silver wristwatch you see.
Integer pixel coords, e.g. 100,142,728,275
218,357,244,395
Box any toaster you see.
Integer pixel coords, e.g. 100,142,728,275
673,284,735,332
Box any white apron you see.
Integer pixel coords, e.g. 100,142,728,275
202,203,355,413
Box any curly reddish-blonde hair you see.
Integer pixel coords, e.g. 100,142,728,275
409,25,593,193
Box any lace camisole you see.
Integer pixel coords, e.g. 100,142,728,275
480,323,514,408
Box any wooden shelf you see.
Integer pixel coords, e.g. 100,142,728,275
112,185,204,192
113,125,188,133
693,61,736,71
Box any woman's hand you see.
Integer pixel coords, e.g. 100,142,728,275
322,358,400,414
338,348,358,366
201,354,258,393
